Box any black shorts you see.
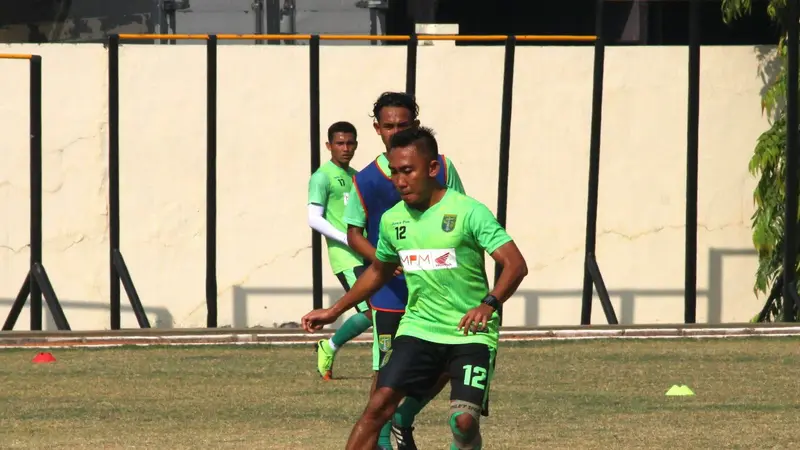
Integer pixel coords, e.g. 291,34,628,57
335,265,370,313
372,309,403,371
377,335,496,415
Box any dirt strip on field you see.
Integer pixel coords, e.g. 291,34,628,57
1,324,799,348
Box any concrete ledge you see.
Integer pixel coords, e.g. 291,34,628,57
1,324,799,348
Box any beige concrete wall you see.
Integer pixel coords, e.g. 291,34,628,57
0,43,770,330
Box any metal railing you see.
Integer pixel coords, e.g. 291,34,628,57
8,0,787,330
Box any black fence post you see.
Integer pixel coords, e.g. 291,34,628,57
310,35,323,311
29,54,44,331
207,35,219,328
580,0,608,325
107,34,151,330
684,0,701,324
494,35,516,325
783,0,800,322
2,54,71,331
108,34,122,329
406,34,417,96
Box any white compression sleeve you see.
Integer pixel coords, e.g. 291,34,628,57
307,204,348,246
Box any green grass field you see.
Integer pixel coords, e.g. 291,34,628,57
1,338,798,449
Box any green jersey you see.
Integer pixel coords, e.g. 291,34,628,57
308,161,363,274
343,153,466,228
374,189,513,348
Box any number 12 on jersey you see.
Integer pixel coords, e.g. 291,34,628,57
395,225,407,240
463,364,487,389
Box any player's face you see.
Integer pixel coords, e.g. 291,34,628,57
388,146,440,206
326,132,357,165
374,107,419,151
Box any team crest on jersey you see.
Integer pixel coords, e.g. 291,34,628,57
441,214,458,232
380,349,393,368
378,334,392,352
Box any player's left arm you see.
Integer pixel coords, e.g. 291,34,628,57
444,157,466,195
468,203,528,302
486,241,528,303
458,203,528,334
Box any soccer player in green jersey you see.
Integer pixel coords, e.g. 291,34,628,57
344,92,467,449
302,126,529,450
307,121,373,380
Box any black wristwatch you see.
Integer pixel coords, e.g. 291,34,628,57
481,294,500,311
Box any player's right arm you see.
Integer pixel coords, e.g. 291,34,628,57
301,221,399,332
343,181,378,262
307,171,348,245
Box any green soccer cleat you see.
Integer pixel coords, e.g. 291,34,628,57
315,339,335,380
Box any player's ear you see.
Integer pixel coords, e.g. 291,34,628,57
428,157,441,178
325,142,332,151
412,119,420,128
373,121,381,134
353,142,359,150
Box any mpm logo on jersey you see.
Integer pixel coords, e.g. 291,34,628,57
442,214,458,232
398,249,458,272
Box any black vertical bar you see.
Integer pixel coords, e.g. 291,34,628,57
494,36,516,325
207,35,218,328
266,0,281,46
581,0,606,325
254,0,264,45
158,1,168,45
29,55,43,331
684,0,700,324
310,35,323,311
405,34,417,96
784,0,799,322
108,34,122,330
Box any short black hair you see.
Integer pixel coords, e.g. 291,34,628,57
371,92,419,122
388,126,439,162
327,121,357,142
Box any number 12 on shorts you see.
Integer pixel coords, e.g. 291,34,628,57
462,364,487,389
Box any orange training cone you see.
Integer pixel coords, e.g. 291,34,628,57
32,352,56,364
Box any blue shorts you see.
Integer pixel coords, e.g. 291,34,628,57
368,275,408,312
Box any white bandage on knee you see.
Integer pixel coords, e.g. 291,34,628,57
449,401,482,450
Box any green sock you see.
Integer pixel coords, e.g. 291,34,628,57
331,312,371,349
379,421,393,448
393,396,429,428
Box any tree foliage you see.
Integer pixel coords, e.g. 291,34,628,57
721,0,796,321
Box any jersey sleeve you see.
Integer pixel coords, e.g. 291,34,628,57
444,157,466,195
307,171,329,207
375,218,400,263
467,202,513,254
343,180,367,227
